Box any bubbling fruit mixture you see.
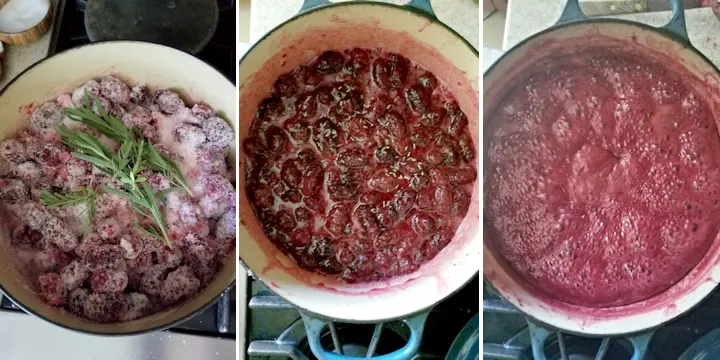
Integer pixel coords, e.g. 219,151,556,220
485,49,720,307
244,49,476,283
0,76,236,322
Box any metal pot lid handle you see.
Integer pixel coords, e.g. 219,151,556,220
300,311,430,360
527,321,655,360
298,0,437,19
556,0,689,43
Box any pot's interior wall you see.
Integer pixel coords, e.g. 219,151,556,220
238,3,479,322
0,42,236,334
483,21,720,335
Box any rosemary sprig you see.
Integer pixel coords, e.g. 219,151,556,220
40,186,96,209
64,92,133,142
144,143,192,195
102,182,173,249
55,125,177,248
40,186,96,235
65,91,191,195
51,93,193,248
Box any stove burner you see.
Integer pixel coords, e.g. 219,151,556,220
246,302,410,359
247,277,478,359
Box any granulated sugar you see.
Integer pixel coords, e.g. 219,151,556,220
0,0,49,34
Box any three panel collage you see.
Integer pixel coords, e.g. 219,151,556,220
11,0,713,359
0,0,482,357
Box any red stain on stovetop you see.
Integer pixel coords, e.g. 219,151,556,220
240,18,478,298
485,28,720,328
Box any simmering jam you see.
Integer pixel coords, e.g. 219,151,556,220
485,49,720,307
244,49,476,283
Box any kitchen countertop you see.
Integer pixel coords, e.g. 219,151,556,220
0,304,235,360
0,0,61,91
504,0,720,66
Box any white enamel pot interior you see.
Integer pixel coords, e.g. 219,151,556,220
0,41,237,335
484,19,720,336
238,2,479,323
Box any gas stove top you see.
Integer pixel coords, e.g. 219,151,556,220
483,281,720,360
245,275,479,359
49,0,236,82
1,0,238,340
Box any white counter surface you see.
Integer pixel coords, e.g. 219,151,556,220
0,305,235,360
250,0,479,48
505,0,720,65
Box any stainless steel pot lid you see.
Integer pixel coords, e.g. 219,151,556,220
84,0,219,54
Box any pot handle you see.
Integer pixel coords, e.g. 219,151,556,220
556,0,585,24
299,0,437,19
557,0,689,42
299,0,330,13
404,0,437,19
662,0,690,43
527,321,655,360
300,311,430,360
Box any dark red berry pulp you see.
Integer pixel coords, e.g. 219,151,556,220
244,49,476,283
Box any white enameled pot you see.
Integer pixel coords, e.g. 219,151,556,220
238,0,479,358
484,0,720,344
0,41,237,335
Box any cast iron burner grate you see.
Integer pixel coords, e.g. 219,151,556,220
482,294,634,360
0,287,236,338
482,280,642,360
296,322,410,358
531,334,633,360
247,296,410,359
482,281,720,360
246,274,478,360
